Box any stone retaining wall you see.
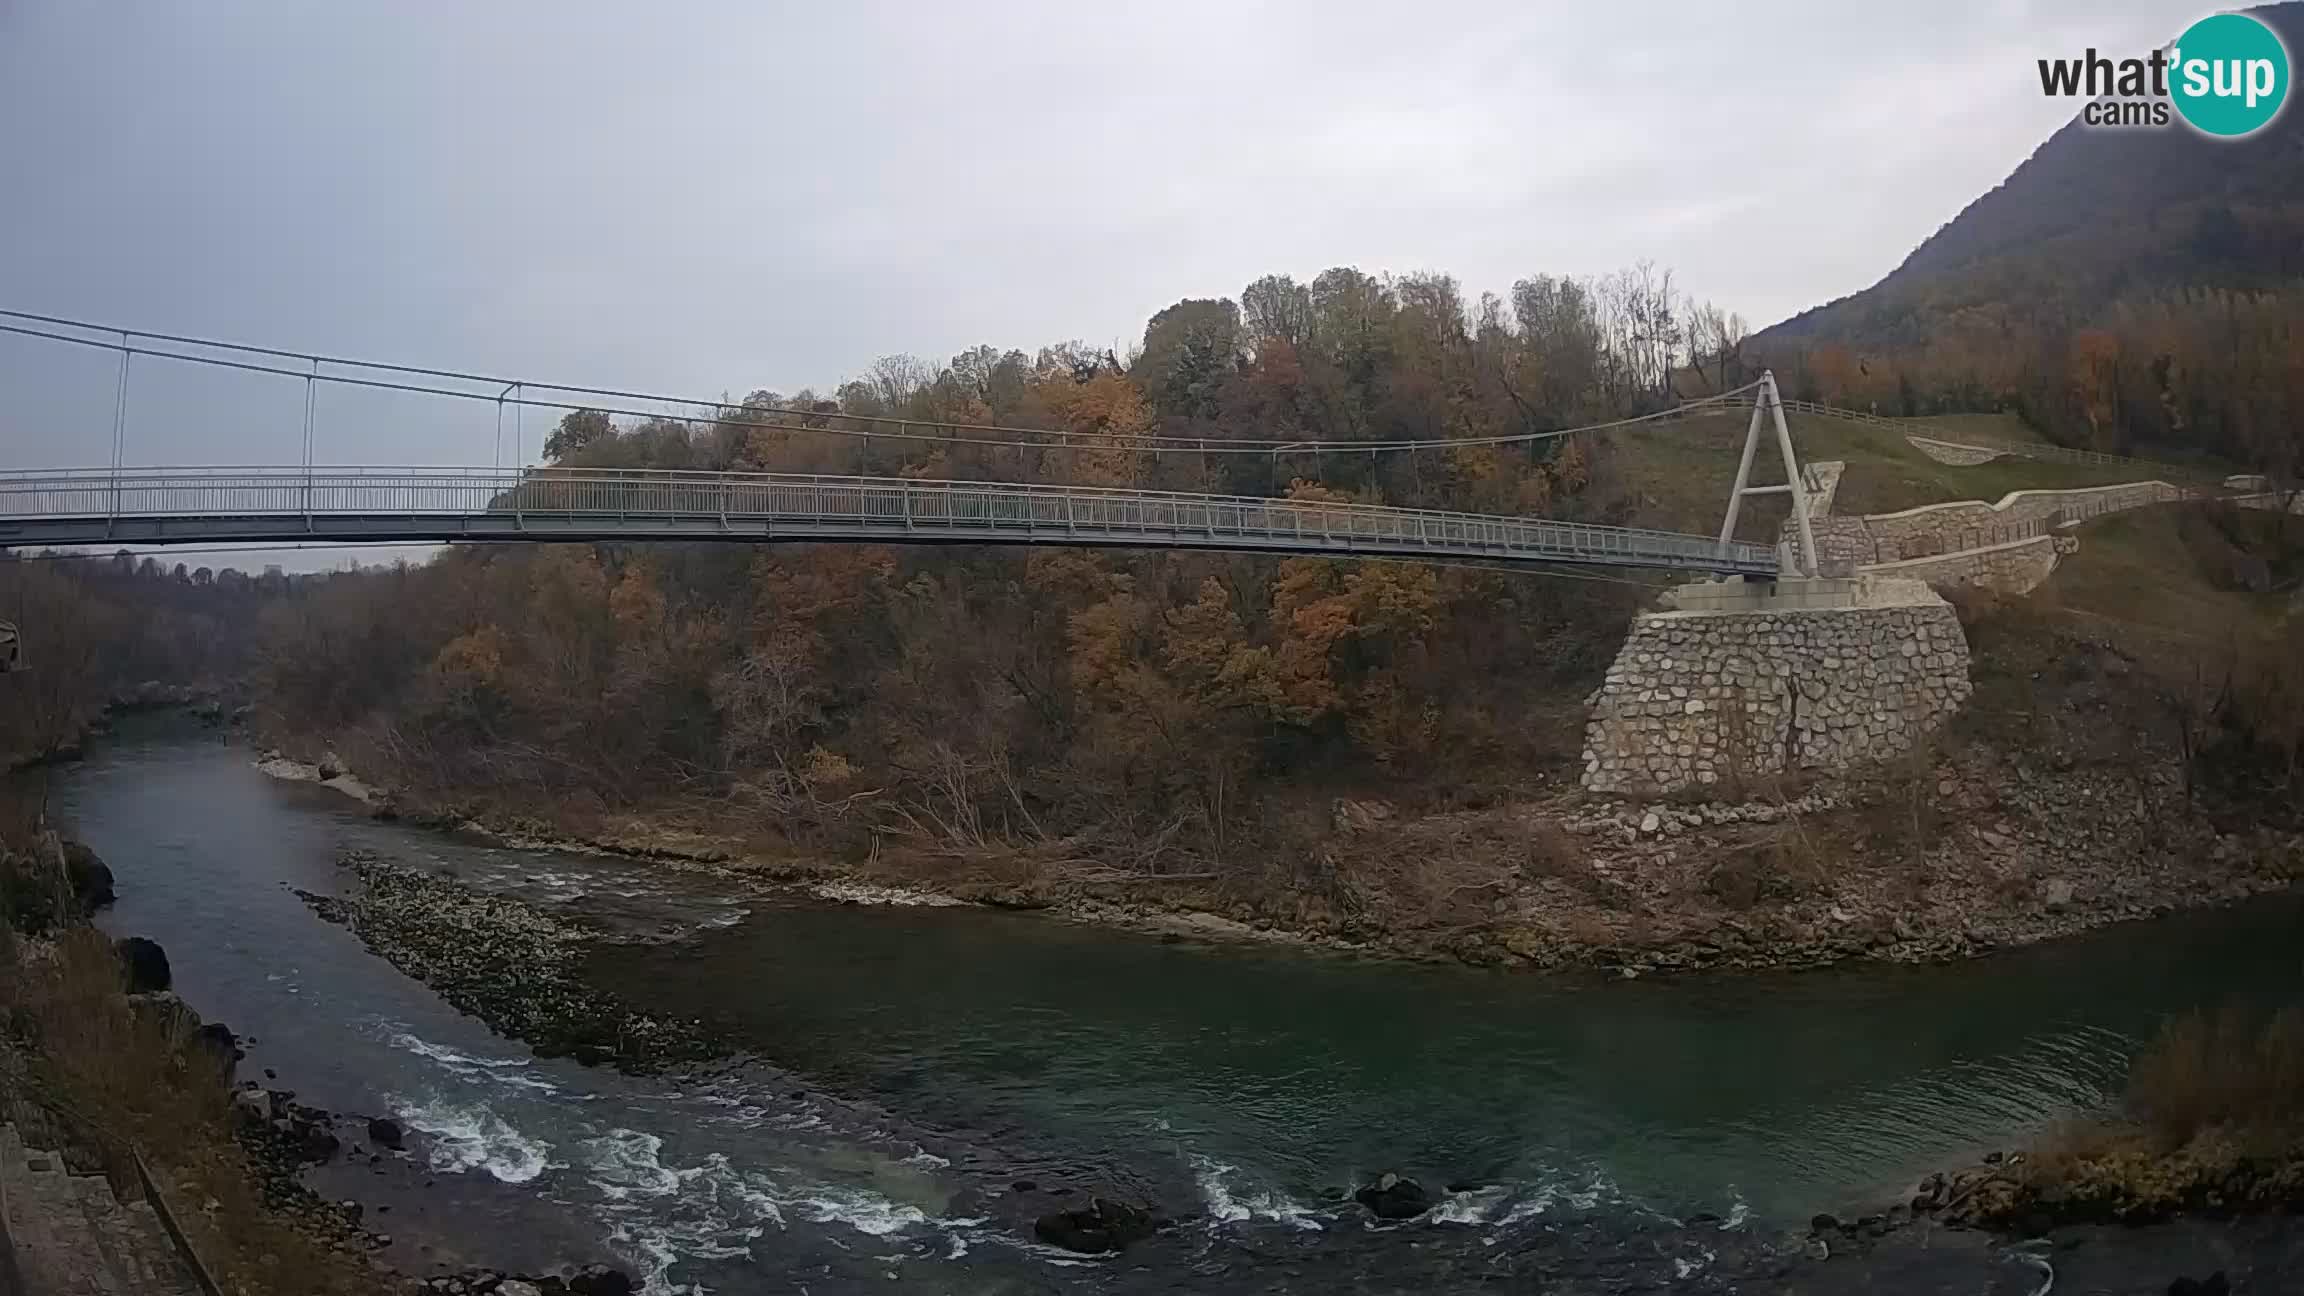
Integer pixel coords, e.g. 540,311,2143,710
1581,582,1972,796
1860,482,2184,555
1861,534,2074,595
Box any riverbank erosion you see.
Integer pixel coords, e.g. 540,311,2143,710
237,496,2304,979
265,586,2301,978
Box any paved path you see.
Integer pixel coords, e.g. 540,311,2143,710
0,1124,199,1295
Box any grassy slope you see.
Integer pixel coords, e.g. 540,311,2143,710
1963,504,2299,741
1597,411,2165,541
2038,505,2297,641
1903,412,2048,445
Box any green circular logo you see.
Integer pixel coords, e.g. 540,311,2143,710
2170,12,2290,137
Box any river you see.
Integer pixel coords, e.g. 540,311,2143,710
43,718,2304,1293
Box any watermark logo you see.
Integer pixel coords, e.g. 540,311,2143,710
2037,11,2289,137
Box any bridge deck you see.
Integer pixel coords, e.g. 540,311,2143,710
0,468,1780,575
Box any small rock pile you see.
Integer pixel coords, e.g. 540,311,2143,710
1564,791,1844,841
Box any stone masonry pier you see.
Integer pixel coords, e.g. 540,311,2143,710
1581,576,1972,796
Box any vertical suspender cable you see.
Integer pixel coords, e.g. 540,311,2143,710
109,334,130,531
303,359,317,527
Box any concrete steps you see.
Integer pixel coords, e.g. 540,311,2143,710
1,1122,201,1295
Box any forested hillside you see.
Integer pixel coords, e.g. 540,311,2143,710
1755,1,2304,479
0,557,276,764
252,264,1733,877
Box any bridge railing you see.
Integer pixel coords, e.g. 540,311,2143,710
0,466,1780,572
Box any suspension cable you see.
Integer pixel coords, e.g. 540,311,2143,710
0,309,1761,459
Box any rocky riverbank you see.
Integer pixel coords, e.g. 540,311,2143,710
1768,1142,2304,1295
297,850,718,1071
264,736,2303,982
1,830,644,1296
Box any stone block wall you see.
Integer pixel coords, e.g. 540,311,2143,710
1799,516,1875,569
1861,482,2183,554
1581,588,1972,796
1861,535,2071,596
1802,460,1845,516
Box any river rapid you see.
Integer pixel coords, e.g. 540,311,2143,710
43,718,2304,1293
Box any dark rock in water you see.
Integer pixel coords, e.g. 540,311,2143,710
192,1022,241,1069
1010,1180,1038,1194
231,1087,271,1131
367,1117,406,1150
62,841,116,911
1811,1212,1841,1233
566,1263,637,1296
1033,1197,1156,1254
1354,1173,1431,1221
2169,1274,2230,1296
126,990,199,1038
115,936,172,993
293,889,351,925
1445,1179,1488,1194
1684,1211,1723,1226
299,1124,340,1163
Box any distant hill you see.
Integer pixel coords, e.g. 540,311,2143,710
1760,1,2304,355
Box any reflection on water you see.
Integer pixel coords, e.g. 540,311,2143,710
44,718,2304,1293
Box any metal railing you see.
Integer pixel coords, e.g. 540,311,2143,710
0,466,1782,575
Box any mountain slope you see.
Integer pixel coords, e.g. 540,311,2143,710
1761,0,2304,354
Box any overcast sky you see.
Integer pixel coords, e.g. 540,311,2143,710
0,0,2200,544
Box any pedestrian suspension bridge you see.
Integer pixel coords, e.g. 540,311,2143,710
0,311,1818,578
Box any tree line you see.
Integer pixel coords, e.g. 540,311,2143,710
246,263,1745,878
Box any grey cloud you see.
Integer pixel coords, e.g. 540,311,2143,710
0,0,2202,500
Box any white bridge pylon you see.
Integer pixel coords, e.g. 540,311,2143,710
1716,370,1819,580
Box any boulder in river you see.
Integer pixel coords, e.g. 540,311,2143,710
1032,1197,1156,1254
565,1263,637,1296
366,1116,405,1150
62,840,115,912
274,1116,340,1164
115,936,172,993
191,1021,241,1070
231,1087,271,1131
1354,1172,1431,1221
